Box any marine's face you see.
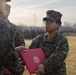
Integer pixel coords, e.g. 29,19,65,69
0,0,6,14
43,20,60,33
2,5,10,19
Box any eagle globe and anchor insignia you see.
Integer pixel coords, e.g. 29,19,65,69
33,56,40,63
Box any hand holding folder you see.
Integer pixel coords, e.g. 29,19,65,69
19,48,46,74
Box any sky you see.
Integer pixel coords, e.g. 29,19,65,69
8,0,76,26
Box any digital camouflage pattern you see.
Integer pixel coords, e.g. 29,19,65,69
4,21,25,75
29,32,69,75
43,10,62,22
0,18,24,75
7,21,25,47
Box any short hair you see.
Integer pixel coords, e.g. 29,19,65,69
6,0,11,2
56,20,62,25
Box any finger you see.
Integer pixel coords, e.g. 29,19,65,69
36,70,39,74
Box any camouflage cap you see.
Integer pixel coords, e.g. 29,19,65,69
6,0,11,2
43,10,62,22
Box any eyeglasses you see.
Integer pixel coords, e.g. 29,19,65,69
43,20,55,25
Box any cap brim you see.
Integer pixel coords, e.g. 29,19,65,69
43,17,51,21
6,0,11,2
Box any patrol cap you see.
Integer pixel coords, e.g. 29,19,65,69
43,10,62,22
6,0,11,2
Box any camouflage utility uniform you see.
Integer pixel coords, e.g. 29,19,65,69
29,33,69,75
4,21,25,75
7,21,25,47
0,18,24,75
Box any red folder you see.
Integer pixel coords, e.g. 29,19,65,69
4,68,11,74
19,48,46,74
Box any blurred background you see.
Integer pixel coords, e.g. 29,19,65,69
8,0,76,26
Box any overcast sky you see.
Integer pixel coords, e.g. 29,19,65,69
8,0,76,26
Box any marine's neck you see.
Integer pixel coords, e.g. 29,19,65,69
47,30,57,39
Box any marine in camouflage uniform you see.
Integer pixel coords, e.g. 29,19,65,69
2,4,25,47
29,10,69,75
1,4,25,75
7,21,25,75
0,15,24,75
4,21,25,75
0,0,24,75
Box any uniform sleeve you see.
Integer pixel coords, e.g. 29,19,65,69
14,26,25,47
1,49,24,75
42,37,69,70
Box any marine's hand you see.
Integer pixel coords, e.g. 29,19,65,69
36,64,45,74
15,46,28,51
